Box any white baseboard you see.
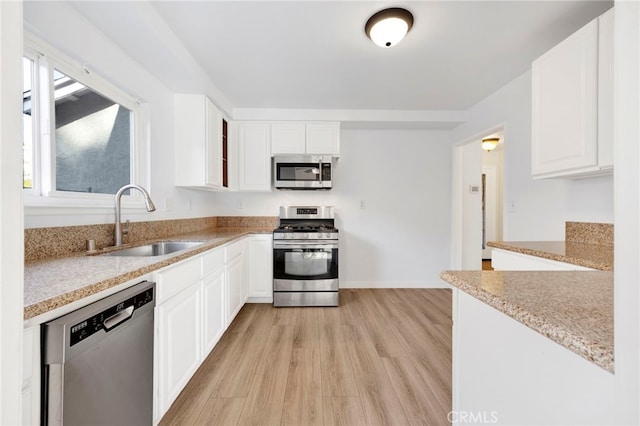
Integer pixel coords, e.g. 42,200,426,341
340,281,450,289
246,297,273,303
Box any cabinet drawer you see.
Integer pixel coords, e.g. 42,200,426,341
156,256,201,303
225,240,245,262
202,247,225,276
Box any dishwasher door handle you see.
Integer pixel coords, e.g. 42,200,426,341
103,306,134,331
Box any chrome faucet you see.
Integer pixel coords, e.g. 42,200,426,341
114,184,156,246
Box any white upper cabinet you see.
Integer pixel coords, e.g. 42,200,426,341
174,94,228,190
237,122,272,191
270,122,306,154
531,9,613,179
271,121,340,156
306,123,341,155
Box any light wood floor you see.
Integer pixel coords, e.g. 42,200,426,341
160,288,452,426
482,260,494,271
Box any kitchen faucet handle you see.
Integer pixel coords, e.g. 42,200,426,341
122,220,130,235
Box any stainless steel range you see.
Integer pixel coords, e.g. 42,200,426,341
273,206,339,307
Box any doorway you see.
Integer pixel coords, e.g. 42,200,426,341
450,126,504,270
481,135,504,261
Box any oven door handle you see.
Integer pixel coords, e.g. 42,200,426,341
274,241,338,250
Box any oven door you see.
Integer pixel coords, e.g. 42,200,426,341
273,240,338,291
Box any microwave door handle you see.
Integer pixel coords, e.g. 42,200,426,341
319,161,323,185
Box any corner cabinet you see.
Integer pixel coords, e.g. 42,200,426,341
174,94,229,190
237,122,272,191
271,121,340,156
531,8,613,179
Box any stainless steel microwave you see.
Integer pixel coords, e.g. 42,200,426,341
273,155,332,190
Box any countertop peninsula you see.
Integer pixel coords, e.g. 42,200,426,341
487,221,614,271
24,227,272,320
441,269,613,372
487,240,613,271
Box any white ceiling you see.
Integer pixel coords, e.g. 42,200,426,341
67,1,612,113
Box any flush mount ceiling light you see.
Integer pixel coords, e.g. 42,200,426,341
482,138,500,152
365,7,414,48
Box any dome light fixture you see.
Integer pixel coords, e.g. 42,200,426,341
365,7,414,48
482,138,500,152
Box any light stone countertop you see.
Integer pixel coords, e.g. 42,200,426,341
24,227,273,320
487,240,613,271
440,270,613,373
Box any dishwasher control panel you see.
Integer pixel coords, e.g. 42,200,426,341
70,287,154,346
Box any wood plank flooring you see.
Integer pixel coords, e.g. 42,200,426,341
160,289,452,426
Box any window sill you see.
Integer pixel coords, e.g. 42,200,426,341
24,194,148,216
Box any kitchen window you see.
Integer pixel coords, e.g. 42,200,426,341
23,35,148,210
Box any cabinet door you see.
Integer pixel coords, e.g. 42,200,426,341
531,18,598,177
205,98,223,187
22,326,39,425
238,122,272,191
156,283,202,418
202,267,226,357
597,9,614,170
175,94,223,189
248,235,273,301
174,94,207,187
226,255,245,325
271,122,306,155
306,123,340,155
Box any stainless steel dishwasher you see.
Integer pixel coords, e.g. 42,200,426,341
42,280,155,426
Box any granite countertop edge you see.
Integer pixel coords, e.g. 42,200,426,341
441,270,614,373
487,241,613,271
24,227,273,320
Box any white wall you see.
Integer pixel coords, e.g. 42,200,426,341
23,2,218,228
451,71,614,241
461,141,483,269
0,1,24,424
613,1,640,423
214,128,453,288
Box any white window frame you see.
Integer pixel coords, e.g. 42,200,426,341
23,33,151,215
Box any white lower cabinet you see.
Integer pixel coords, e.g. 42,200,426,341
202,267,226,356
247,234,273,302
22,326,40,426
491,248,595,271
155,236,269,423
453,289,614,425
156,281,202,419
226,240,247,326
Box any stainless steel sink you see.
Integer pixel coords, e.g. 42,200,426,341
103,241,204,257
